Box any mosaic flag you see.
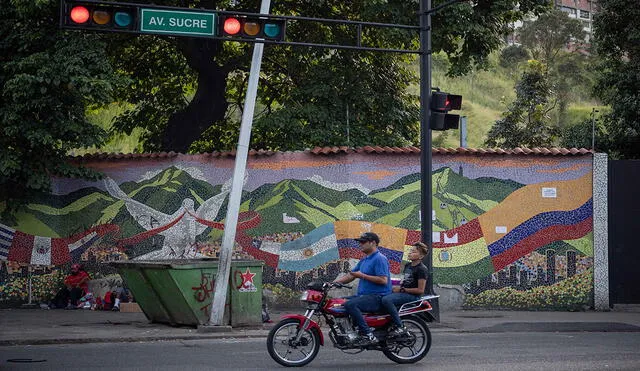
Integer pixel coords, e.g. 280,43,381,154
277,223,339,271
0,223,114,266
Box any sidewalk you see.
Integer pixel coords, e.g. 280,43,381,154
1,306,640,346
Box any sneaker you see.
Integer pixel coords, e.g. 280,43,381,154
352,332,378,346
388,325,409,338
111,305,120,312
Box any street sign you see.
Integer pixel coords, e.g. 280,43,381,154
140,9,216,37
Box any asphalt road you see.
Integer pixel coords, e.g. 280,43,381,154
2,332,640,370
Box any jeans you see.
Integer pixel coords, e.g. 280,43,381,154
343,294,384,335
381,293,419,327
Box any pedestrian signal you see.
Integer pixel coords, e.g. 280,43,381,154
430,92,463,131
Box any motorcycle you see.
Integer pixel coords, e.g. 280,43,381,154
266,281,438,367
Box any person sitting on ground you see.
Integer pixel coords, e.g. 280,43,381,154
109,285,132,311
50,263,90,309
380,242,430,337
333,232,392,346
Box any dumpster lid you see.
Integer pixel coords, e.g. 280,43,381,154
108,259,263,269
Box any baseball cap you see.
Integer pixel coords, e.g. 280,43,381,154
354,232,380,244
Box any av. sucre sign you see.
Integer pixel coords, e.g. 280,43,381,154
140,9,216,37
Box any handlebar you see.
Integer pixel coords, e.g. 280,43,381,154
324,282,352,290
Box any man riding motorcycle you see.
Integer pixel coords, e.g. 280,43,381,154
332,232,391,346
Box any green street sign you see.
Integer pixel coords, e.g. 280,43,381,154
140,9,216,37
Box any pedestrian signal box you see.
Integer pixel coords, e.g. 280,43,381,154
430,92,463,131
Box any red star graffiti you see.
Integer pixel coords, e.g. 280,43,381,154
241,268,256,286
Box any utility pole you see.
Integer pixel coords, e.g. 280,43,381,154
208,0,272,327
419,0,437,316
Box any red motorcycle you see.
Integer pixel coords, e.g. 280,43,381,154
267,281,438,367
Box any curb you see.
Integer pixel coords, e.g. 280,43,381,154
0,332,271,347
0,325,459,347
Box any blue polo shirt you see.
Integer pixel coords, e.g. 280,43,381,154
352,250,392,295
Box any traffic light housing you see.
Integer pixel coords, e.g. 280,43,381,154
218,14,286,41
61,0,138,32
430,91,462,131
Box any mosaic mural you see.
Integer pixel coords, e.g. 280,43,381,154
0,152,594,309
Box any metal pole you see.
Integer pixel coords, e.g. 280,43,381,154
28,269,33,305
419,0,438,320
591,108,598,151
209,0,271,326
460,116,467,148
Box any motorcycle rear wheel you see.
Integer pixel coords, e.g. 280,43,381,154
267,318,321,367
382,315,432,364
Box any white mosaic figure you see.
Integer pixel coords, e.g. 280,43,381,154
104,177,233,259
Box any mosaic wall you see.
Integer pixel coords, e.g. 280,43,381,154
0,152,594,310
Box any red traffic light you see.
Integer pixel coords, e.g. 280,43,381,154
223,17,242,35
70,6,90,24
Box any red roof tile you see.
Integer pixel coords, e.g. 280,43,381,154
70,146,593,160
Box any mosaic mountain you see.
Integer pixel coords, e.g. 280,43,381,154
19,166,523,243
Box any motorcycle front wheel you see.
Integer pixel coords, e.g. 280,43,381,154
382,314,432,364
267,318,321,367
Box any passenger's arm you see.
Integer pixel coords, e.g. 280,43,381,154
402,278,426,295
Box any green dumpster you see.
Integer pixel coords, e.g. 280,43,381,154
110,259,263,327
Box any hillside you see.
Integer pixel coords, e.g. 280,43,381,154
79,51,600,153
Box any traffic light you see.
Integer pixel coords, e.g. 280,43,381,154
218,15,286,41
430,91,462,131
61,1,138,32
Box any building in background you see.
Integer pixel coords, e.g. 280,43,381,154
506,0,598,46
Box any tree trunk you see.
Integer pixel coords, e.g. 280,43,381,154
162,38,228,152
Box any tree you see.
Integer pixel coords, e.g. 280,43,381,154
485,60,558,148
0,0,123,217
551,53,595,127
106,0,553,152
517,9,590,127
519,9,586,67
560,110,606,150
592,0,640,159
499,44,530,69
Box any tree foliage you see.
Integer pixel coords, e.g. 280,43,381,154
0,0,123,216
499,44,530,69
485,60,558,148
592,0,640,159
105,0,552,152
519,9,586,66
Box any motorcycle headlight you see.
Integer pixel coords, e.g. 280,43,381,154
300,290,310,301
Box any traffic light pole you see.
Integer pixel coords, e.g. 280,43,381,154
208,0,271,327
419,0,439,320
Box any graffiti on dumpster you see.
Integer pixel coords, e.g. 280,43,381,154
235,268,257,292
192,271,215,316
